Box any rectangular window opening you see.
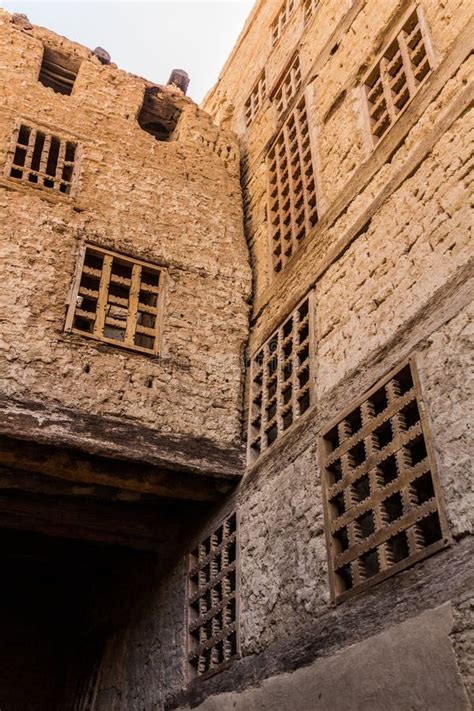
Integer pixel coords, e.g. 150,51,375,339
320,360,449,602
248,295,313,462
65,245,165,355
39,45,81,95
267,97,318,273
272,54,302,117
188,513,239,680
6,122,78,196
271,0,296,46
138,87,182,141
363,8,434,146
245,71,267,127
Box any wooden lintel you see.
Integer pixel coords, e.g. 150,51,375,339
0,395,245,479
0,436,228,503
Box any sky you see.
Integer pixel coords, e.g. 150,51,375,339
1,0,254,103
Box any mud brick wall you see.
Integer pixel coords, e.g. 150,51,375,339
0,10,252,450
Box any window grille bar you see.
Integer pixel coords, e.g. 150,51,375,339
93,255,113,339
124,263,142,346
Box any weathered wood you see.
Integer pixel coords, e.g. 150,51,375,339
0,435,230,503
0,396,245,479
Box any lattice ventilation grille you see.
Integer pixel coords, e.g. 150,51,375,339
188,513,239,679
364,8,433,145
303,0,319,25
273,54,302,117
267,97,318,273
320,361,449,603
39,46,81,96
271,0,296,46
245,72,267,127
66,246,165,355
6,123,77,195
249,295,313,461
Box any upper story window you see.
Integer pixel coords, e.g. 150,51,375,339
271,0,296,46
188,512,239,679
248,294,314,462
65,245,166,355
245,71,267,127
138,87,182,141
39,46,81,96
363,7,435,146
6,122,78,196
272,53,302,118
320,361,449,603
267,97,318,273
303,0,319,25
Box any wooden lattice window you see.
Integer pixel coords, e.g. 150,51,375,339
303,0,319,25
363,7,435,146
248,294,314,461
245,71,267,127
320,360,449,603
272,54,302,117
39,46,81,96
188,512,239,680
267,97,318,273
271,0,296,46
6,122,78,195
65,245,166,355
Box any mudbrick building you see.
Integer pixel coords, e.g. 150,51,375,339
0,0,472,709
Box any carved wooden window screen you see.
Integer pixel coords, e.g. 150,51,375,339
320,360,449,603
6,122,78,195
303,0,319,25
271,0,296,46
65,245,166,355
267,97,318,273
273,54,302,117
363,7,435,146
248,293,314,462
245,71,267,126
188,512,239,680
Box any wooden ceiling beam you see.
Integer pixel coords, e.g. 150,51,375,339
0,436,230,503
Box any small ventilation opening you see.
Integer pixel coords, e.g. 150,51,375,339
138,87,182,141
39,46,81,96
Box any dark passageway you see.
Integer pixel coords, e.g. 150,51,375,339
0,528,152,711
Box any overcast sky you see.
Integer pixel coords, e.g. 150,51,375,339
1,0,254,103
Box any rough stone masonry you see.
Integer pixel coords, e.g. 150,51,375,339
0,1,473,710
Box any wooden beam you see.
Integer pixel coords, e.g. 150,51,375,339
0,396,245,479
0,436,228,503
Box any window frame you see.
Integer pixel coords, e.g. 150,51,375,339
361,4,437,149
270,0,297,47
38,45,81,97
65,244,167,356
187,511,241,681
266,95,318,274
245,70,267,127
319,357,450,604
247,291,316,463
5,119,81,198
270,52,302,118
